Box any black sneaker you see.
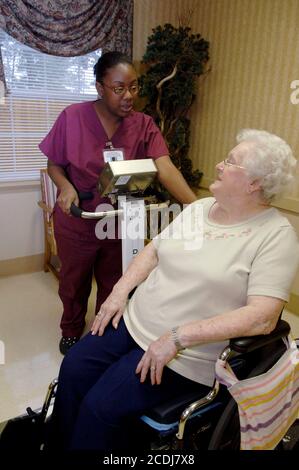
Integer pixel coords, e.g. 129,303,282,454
59,336,79,355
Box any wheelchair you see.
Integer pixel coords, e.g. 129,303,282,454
137,318,299,451
0,319,298,452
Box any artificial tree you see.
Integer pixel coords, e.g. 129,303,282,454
139,23,209,189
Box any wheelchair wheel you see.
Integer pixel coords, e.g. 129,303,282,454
207,397,240,450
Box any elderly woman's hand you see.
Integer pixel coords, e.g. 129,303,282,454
136,332,178,385
91,288,128,336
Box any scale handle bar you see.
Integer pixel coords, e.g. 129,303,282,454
70,202,169,219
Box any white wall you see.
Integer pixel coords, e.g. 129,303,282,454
0,184,44,260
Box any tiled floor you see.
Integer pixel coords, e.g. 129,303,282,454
0,271,96,423
0,271,299,423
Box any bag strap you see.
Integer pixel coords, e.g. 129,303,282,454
215,358,239,388
283,334,299,357
215,333,298,388
288,335,299,365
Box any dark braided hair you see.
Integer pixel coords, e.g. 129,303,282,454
94,51,134,82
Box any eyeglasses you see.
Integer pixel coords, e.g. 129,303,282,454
101,82,139,96
223,158,246,170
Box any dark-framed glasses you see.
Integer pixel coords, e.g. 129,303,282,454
223,158,246,170
101,82,139,96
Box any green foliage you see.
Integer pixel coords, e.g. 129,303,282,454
139,23,209,188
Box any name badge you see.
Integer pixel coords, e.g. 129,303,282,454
102,148,124,163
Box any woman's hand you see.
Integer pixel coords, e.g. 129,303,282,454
91,289,128,336
57,185,79,215
136,333,178,385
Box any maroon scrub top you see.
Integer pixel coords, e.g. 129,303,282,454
39,101,169,240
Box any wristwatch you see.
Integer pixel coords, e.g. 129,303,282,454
171,326,185,351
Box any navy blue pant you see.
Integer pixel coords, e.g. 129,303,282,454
50,319,208,451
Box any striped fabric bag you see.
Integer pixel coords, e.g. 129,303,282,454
215,337,299,450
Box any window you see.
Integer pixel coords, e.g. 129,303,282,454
0,30,100,182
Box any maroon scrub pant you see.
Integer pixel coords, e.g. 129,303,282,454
55,233,122,337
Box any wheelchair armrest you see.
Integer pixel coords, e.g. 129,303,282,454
229,319,290,354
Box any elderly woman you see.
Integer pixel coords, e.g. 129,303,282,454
50,129,299,450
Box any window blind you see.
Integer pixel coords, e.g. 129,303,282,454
0,30,100,182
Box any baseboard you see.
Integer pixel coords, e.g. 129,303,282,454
288,293,299,316
0,254,44,277
0,254,298,315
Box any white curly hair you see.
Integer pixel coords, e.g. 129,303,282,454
236,129,297,201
